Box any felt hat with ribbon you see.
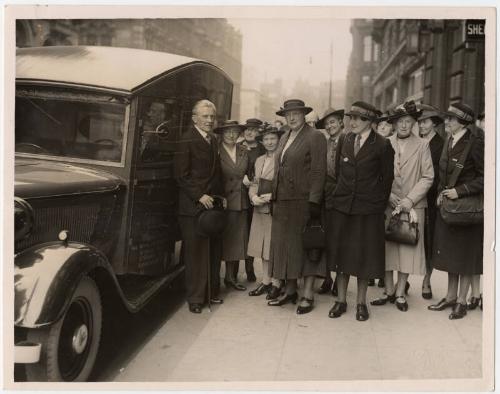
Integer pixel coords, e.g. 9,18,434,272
345,101,379,121
276,99,313,116
213,120,246,134
442,102,475,124
315,108,345,129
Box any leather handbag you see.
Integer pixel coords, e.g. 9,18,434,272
385,212,419,245
302,218,326,262
439,130,484,226
196,195,227,237
257,178,273,196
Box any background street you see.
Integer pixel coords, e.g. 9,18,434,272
95,264,482,382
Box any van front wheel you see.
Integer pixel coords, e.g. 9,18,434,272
25,276,102,381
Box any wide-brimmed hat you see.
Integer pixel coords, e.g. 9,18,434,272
375,105,397,124
387,100,422,124
276,99,313,116
417,104,444,124
196,196,227,237
315,108,345,129
214,120,246,134
257,125,283,141
243,118,263,129
345,101,379,121
442,102,475,124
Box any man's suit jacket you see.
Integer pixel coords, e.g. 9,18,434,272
174,124,223,216
438,126,484,197
388,133,434,209
332,130,395,215
272,123,327,204
219,144,250,211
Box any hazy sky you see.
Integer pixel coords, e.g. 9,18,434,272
228,18,353,93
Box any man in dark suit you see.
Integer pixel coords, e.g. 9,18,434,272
174,99,225,313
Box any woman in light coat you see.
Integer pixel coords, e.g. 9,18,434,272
371,101,434,312
247,126,283,299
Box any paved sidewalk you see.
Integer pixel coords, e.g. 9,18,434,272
112,265,482,382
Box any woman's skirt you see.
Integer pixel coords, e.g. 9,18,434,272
385,207,427,275
326,209,385,279
432,213,483,275
221,210,248,261
247,212,272,260
269,199,326,280
423,205,438,271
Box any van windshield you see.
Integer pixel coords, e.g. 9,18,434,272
15,88,128,164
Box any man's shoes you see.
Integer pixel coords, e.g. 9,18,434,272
370,292,396,306
268,292,298,306
328,301,347,318
395,296,408,312
356,303,369,321
249,283,271,296
449,302,467,320
209,297,224,304
318,278,333,294
225,279,247,291
266,285,281,300
428,298,457,311
188,303,203,313
296,297,314,315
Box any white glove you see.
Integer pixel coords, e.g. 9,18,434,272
243,175,251,187
409,208,418,224
251,195,265,206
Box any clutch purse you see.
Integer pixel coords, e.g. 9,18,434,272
439,194,483,226
257,178,273,196
302,218,326,262
385,212,419,245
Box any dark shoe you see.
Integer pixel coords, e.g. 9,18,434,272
428,298,457,311
209,297,224,304
225,279,247,291
405,281,410,295
268,292,298,306
296,297,315,315
332,279,338,297
356,304,369,321
188,303,203,313
328,301,347,318
422,284,433,300
249,283,271,296
449,303,467,319
318,278,333,294
378,278,385,288
266,285,281,300
368,279,375,286
395,296,408,312
245,258,256,282
467,296,481,310
370,292,396,306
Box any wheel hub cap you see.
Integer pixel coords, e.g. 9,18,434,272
72,324,88,355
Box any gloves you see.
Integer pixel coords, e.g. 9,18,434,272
309,202,321,220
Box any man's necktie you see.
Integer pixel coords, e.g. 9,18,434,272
327,137,337,177
205,134,211,144
354,134,361,157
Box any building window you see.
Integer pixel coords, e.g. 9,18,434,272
373,42,380,62
407,66,424,101
363,36,372,62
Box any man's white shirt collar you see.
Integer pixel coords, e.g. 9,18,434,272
194,125,209,139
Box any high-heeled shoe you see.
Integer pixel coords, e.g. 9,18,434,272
268,292,298,306
224,279,246,291
249,283,271,296
370,292,396,306
449,302,467,319
296,297,314,314
266,285,281,300
395,296,408,312
428,298,456,311
356,303,369,321
328,301,347,318
467,295,482,310
318,278,333,294
422,284,433,300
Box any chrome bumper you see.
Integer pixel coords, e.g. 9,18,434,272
14,341,41,363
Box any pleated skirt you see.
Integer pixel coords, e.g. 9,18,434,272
269,200,326,280
221,210,248,261
326,209,385,279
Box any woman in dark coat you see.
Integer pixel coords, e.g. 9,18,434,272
417,105,444,299
428,103,484,320
215,120,251,292
326,101,395,321
268,99,327,315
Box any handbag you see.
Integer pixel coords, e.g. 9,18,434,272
439,130,484,226
257,178,273,196
302,218,326,262
385,212,419,245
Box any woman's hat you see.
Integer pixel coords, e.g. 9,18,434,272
243,118,263,129
276,99,313,116
196,196,227,237
257,125,283,141
375,105,397,123
315,108,345,129
387,100,422,123
442,102,475,124
417,104,444,124
345,101,379,121
214,120,246,134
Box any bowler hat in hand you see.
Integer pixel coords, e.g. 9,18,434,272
196,196,227,237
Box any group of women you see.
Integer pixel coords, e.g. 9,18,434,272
213,98,484,322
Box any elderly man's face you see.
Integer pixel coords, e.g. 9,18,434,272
285,110,306,131
192,105,216,133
